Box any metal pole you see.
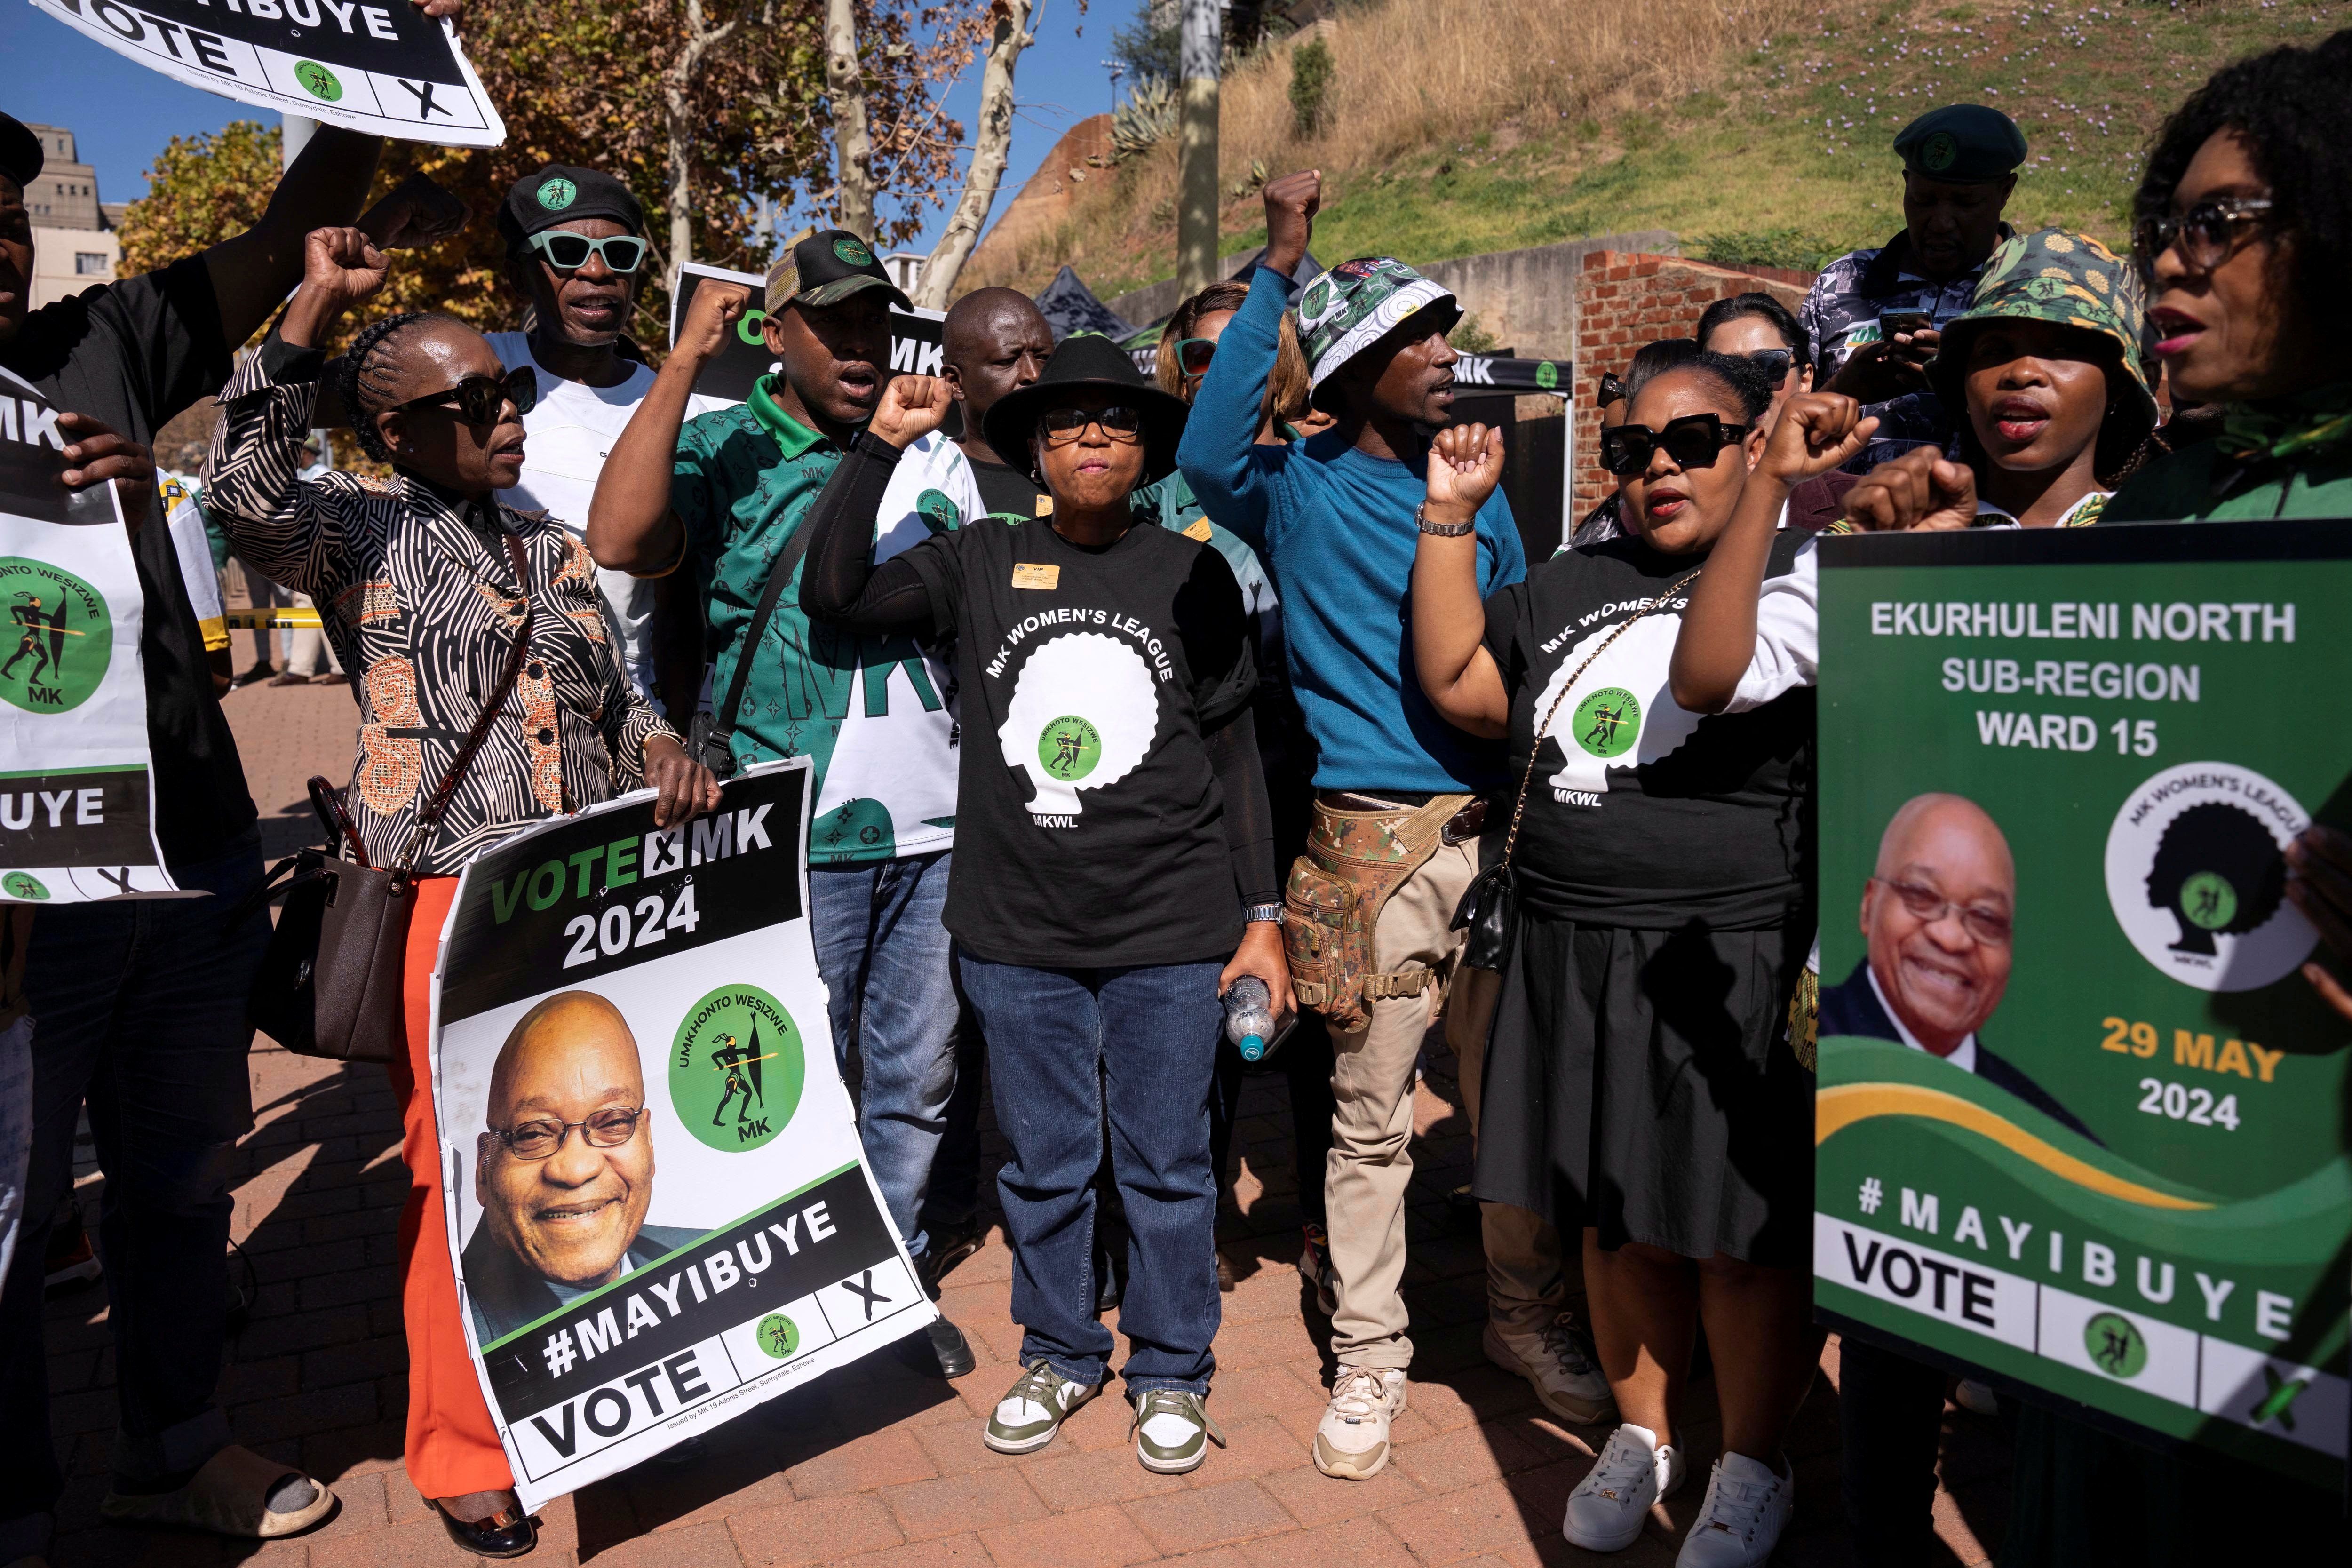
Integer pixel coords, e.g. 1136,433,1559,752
1176,0,1220,296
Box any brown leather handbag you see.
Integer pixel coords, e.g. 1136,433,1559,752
248,535,534,1063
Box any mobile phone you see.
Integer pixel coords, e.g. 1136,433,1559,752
1878,308,1934,339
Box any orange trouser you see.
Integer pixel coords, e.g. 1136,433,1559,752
388,874,515,1500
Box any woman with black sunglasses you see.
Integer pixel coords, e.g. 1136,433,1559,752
1411,352,1874,1567
203,227,721,1559
800,334,1285,1477
2101,29,2352,523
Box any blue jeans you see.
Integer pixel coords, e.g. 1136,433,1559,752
0,830,269,1560
808,851,959,1267
958,951,1224,1395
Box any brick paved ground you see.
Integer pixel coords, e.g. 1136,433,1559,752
36,682,2018,1567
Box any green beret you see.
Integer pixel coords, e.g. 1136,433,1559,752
1894,104,2027,183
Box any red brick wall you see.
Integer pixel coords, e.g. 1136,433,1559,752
1569,252,1817,519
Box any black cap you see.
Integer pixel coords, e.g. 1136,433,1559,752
1894,105,2027,183
982,334,1191,486
0,114,44,190
496,165,644,251
763,229,912,314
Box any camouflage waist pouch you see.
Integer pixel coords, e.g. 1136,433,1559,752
1283,793,1468,1034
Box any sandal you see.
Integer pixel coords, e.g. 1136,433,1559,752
97,1443,336,1538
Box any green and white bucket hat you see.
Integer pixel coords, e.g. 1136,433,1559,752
1296,256,1459,396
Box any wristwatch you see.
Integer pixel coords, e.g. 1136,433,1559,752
1243,903,1286,924
1415,503,1476,537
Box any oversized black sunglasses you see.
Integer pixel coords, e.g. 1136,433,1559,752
527,230,648,275
1041,405,1144,444
395,366,539,426
1597,371,1628,409
2131,197,2273,278
1741,347,1796,381
1600,412,1750,476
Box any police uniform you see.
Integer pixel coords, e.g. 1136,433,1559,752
1798,106,2027,468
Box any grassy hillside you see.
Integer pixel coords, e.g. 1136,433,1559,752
959,0,2345,303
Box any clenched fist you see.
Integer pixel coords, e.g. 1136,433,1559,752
1424,422,1503,520
1262,170,1322,278
871,375,953,449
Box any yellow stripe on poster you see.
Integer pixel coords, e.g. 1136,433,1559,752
1816,1082,2216,1212
223,608,324,630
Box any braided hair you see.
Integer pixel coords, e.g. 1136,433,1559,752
335,311,458,462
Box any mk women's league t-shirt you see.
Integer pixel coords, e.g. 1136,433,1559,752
1482,530,1819,929
896,515,1258,968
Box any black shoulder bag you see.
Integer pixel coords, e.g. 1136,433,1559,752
247,533,536,1063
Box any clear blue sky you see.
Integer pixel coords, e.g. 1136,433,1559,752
0,0,1133,257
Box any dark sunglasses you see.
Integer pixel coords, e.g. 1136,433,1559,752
1741,347,1796,381
1597,371,1627,409
1600,412,1750,476
527,230,647,275
2131,197,2273,277
1040,405,1144,444
395,366,539,426
1169,337,1217,377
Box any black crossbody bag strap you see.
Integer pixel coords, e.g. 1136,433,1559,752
711,516,820,749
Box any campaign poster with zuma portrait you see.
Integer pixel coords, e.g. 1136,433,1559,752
430,760,933,1510
1814,523,2352,1488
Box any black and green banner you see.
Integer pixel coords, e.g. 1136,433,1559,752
1815,522,2351,1488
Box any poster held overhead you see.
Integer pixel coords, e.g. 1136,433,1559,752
1812,522,2352,1490
30,0,508,148
0,368,178,903
432,759,933,1512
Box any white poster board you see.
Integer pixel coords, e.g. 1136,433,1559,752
431,759,933,1511
0,367,177,902
30,0,506,147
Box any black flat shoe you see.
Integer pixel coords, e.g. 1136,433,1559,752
436,1500,538,1559
900,1315,976,1378
1096,1247,1122,1313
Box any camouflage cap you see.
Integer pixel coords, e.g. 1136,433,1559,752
1928,227,2159,443
1295,257,1459,398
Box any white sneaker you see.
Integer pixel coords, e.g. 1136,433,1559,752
1312,1364,1406,1480
1485,1312,1616,1424
1563,1422,1683,1551
1675,1450,1794,1568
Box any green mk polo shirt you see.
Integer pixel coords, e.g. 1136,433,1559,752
671,375,961,865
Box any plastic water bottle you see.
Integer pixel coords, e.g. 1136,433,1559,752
1224,977,1280,1063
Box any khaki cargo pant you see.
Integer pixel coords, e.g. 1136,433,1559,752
1323,837,1564,1370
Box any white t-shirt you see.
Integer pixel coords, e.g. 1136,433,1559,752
799,430,987,862
485,332,724,711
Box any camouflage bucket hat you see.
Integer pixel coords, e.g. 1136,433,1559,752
1296,257,1458,397
1929,227,2158,442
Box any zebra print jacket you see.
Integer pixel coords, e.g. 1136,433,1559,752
205,340,677,875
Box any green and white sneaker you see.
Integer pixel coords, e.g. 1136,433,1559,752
1130,1390,1226,1474
983,1361,1100,1454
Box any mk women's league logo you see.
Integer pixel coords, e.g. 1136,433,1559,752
1573,687,1641,760
670,985,805,1153
2104,761,2317,992
0,557,111,715
1038,716,1102,782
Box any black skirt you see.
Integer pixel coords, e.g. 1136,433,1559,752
1470,914,1814,1268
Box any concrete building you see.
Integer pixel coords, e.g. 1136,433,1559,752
21,124,122,310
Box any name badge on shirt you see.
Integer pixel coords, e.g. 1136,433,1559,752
1012,563,1060,590
1182,518,1215,542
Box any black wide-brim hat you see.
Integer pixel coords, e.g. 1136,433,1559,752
982,333,1191,486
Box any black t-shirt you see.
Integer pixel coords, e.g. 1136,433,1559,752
1481,532,1814,930
962,447,1049,520
0,261,254,866
898,515,1258,968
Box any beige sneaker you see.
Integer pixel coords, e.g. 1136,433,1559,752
1313,1365,1407,1480
1485,1311,1615,1425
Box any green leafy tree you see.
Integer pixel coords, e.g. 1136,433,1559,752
1288,36,1334,139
